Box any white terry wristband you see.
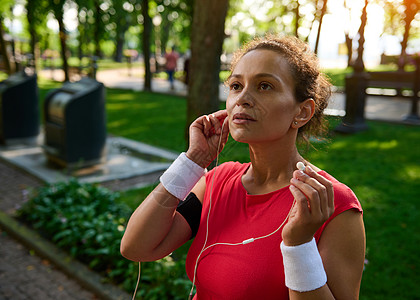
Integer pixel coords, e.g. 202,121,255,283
280,238,327,292
160,152,206,200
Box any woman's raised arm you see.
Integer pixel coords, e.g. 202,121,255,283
120,111,229,262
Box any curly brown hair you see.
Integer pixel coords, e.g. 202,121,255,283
229,34,332,143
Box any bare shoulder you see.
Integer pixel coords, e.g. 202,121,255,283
318,210,365,299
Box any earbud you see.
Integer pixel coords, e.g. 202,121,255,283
296,161,306,172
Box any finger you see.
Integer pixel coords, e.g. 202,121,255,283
209,113,221,135
201,115,213,137
293,169,329,217
213,109,228,122
289,184,310,216
290,177,322,215
221,117,230,140
304,166,334,213
211,110,228,134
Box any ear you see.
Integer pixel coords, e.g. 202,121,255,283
292,98,315,128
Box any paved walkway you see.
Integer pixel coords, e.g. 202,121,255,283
0,160,100,300
0,229,97,300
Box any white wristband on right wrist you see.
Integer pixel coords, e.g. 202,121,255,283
160,152,206,200
280,238,327,292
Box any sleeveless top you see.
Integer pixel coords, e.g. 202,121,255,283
185,162,362,300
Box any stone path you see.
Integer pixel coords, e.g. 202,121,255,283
0,229,98,300
0,161,101,299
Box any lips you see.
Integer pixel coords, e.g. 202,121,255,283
232,112,256,124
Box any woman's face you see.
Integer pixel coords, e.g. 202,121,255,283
226,49,300,144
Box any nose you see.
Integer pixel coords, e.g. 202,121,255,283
235,88,255,108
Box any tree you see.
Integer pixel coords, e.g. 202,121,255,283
50,0,70,81
26,0,48,71
294,0,300,37
0,15,13,74
74,0,93,64
111,0,137,62
353,0,369,72
93,0,103,58
186,0,229,139
343,0,354,67
0,0,16,75
142,0,152,91
398,0,420,70
152,0,193,59
26,0,38,69
313,0,328,55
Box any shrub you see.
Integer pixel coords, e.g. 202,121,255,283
17,179,191,299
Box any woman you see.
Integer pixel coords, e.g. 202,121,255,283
121,35,365,299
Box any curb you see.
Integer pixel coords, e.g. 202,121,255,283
0,210,131,300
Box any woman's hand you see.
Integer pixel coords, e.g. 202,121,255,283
186,110,230,168
282,165,335,246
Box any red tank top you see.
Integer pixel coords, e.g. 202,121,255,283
185,162,362,300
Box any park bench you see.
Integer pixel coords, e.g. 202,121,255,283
366,67,419,123
335,60,420,133
366,70,419,98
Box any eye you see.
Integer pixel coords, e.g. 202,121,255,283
259,82,273,91
229,82,242,91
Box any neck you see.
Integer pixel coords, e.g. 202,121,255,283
246,137,303,188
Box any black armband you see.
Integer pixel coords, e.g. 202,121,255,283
176,192,202,239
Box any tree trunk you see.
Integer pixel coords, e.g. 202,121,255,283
343,0,353,68
93,0,102,58
398,0,417,70
345,33,353,67
77,10,85,64
353,0,368,73
28,26,37,70
0,16,13,75
142,0,152,91
26,0,37,71
314,0,328,55
57,17,70,81
114,32,124,62
294,1,300,38
186,0,229,142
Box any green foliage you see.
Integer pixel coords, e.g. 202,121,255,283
18,179,128,270
17,179,191,299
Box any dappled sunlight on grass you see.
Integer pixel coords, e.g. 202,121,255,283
303,121,420,298
107,93,138,101
358,139,398,150
106,89,187,152
107,102,142,111
402,166,420,180
107,119,129,130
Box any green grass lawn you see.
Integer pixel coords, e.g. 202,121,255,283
37,77,420,299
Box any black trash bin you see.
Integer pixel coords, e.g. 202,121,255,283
43,77,106,168
0,71,40,144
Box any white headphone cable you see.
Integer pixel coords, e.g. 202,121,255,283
188,119,296,299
